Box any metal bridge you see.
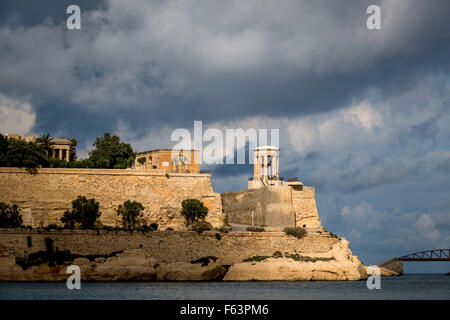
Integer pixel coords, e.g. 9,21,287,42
397,249,450,262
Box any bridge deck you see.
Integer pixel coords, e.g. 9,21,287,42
397,249,449,262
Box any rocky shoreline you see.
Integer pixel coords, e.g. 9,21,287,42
0,234,401,281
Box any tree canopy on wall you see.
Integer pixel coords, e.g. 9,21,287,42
61,196,101,229
88,133,136,169
0,133,134,169
0,202,23,228
181,199,209,228
0,134,47,168
116,200,145,229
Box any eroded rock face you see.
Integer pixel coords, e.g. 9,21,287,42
81,249,158,281
378,258,403,276
223,259,366,281
0,235,380,281
0,248,158,281
0,247,230,281
223,239,368,281
155,263,227,281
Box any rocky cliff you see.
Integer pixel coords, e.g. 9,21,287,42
0,229,370,281
223,239,367,281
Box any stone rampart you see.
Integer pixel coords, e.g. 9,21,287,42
0,168,223,229
0,229,339,265
221,185,321,228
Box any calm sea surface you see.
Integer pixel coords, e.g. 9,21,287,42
0,274,448,300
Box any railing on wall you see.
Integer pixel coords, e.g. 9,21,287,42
248,176,284,181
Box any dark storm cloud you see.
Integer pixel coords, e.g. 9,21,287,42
0,0,105,26
1,0,450,142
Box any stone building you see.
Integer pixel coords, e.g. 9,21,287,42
5,134,36,143
49,138,72,161
248,145,283,188
5,134,73,162
222,145,323,230
133,149,200,174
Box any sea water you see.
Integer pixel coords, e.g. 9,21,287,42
0,274,448,300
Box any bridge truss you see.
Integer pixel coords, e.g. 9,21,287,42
398,249,450,261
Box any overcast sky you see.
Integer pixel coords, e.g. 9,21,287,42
0,0,449,272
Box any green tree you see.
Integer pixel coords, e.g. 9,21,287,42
61,196,101,229
0,203,23,228
0,134,8,166
36,133,54,157
61,210,76,229
88,133,136,169
6,138,46,168
69,138,78,161
116,200,145,229
181,199,208,228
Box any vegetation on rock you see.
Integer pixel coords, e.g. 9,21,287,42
283,227,307,238
242,250,335,263
191,220,213,233
116,200,145,229
61,196,101,229
0,202,23,228
181,199,208,228
242,255,271,262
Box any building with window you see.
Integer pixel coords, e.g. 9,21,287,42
5,134,73,162
133,149,200,174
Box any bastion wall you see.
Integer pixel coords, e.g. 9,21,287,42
0,229,339,265
0,168,224,229
221,185,322,229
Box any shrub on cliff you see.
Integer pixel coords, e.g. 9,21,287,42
135,223,158,232
116,200,145,229
0,202,23,228
87,132,136,169
181,199,208,228
61,196,101,229
283,227,307,239
192,220,213,234
149,223,158,230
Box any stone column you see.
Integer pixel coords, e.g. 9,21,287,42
255,157,261,178
253,152,259,178
273,156,278,178
263,154,268,179
59,149,63,160
66,148,70,161
52,149,56,159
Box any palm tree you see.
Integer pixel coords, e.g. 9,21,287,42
36,133,54,157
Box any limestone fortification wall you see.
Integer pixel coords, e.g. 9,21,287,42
221,186,296,227
0,229,339,265
0,168,223,229
221,185,321,228
292,187,322,228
